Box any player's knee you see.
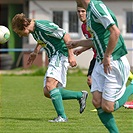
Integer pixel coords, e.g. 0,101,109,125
45,80,57,91
45,82,51,90
102,104,114,113
92,98,101,108
44,87,50,98
44,92,50,98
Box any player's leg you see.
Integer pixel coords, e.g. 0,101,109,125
44,52,88,120
59,88,88,113
114,82,133,110
43,81,88,113
99,56,131,111
97,107,119,133
114,57,132,111
92,91,119,133
91,61,119,133
43,54,67,122
44,87,50,98
57,54,88,113
43,82,83,100
87,58,96,89
87,58,96,111
43,79,88,103
45,77,67,120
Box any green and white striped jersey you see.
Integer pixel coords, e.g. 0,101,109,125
31,20,68,59
86,0,127,61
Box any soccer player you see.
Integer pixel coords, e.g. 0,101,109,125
11,13,88,122
67,0,133,132
74,5,97,89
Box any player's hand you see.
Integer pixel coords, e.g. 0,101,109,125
27,52,38,65
87,76,92,86
101,56,112,74
74,49,82,56
68,56,77,67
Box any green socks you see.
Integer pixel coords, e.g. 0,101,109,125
97,107,119,133
50,88,66,119
114,81,133,111
59,88,82,100
96,81,133,132
49,88,83,119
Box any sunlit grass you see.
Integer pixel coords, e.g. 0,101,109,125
0,75,133,133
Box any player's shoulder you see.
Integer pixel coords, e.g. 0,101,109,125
90,0,104,6
35,20,51,24
35,20,56,29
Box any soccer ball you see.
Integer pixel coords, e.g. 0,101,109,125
0,26,10,44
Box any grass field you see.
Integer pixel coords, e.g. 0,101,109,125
0,75,133,133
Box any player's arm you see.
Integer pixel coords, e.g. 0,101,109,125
63,33,77,67
27,43,42,65
74,47,90,56
66,39,94,49
104,25,120,59
102,24,120,74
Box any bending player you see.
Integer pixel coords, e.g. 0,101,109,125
12,13,88,122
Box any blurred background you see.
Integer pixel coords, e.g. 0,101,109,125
0,0,133,71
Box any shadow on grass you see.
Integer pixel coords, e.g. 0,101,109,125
0,116,44,121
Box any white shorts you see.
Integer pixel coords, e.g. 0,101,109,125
44,52,69,88
91,55,130,102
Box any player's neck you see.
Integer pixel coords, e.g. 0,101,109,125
83,20,86,24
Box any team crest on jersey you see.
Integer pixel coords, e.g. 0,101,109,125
37,40,47,47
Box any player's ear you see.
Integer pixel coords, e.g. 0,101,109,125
23,20,30,28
